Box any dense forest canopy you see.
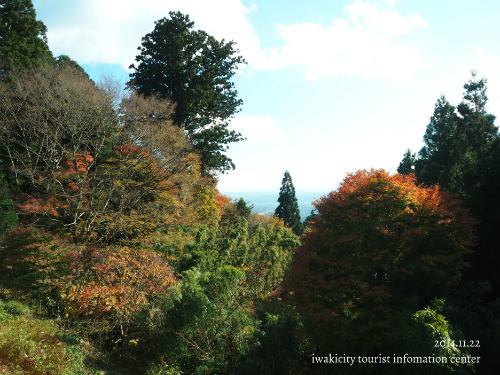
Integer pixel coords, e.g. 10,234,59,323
0,3,499,375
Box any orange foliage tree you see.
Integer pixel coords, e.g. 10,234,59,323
285,169,475,356
0,65,218,344
63,246,177,320
0,226,178,337
0,64,218,245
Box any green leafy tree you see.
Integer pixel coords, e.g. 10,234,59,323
236,297,310,375
397,148,417,175
54,54,87,77
412,72,498,192
163,266,260,375
133,211,300,374
0,0,52,71
161,211,299,293
275,171,303,235
235,198,252,219
443,281,500,374
399,72,500,375
128,11,246,173
402,72,500,293
303,209,319,229
414,95,461,186
214,197,253,226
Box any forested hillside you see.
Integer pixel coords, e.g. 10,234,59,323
0,2,499,374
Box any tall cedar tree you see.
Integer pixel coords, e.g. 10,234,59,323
414,72,498,189
402,72,500,292
0,0,52,71
128,11,246,174
275,171,303,235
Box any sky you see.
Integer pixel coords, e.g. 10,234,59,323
33,0,500,193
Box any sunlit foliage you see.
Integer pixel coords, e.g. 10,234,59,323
286,169,475,373
0,64,218,246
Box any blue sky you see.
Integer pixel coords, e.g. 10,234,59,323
33,0,500,193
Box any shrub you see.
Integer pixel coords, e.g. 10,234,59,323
0,301,72,375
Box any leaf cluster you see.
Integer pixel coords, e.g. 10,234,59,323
285,169,475,370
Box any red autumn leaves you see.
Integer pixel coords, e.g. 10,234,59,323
285,169,475,349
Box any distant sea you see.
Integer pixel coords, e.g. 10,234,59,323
222,190,331,220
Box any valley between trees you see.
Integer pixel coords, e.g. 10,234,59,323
1,2,499,374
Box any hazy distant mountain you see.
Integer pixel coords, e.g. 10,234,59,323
222,190,331,220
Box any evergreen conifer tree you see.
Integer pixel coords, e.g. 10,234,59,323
275,171,303,235
397,149,416,175
128,11,246,174
0,0,52,71
399,71,500,294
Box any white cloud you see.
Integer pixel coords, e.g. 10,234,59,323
45,0,262,71
42,0,429,85
217,168,286,191
254,1,429,84
475,45,486,55
345,0,426,37
255,20,426,84
383,0,398,9
229,115,288,142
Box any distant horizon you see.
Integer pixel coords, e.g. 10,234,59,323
219,188,333,193
221,189,330,218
